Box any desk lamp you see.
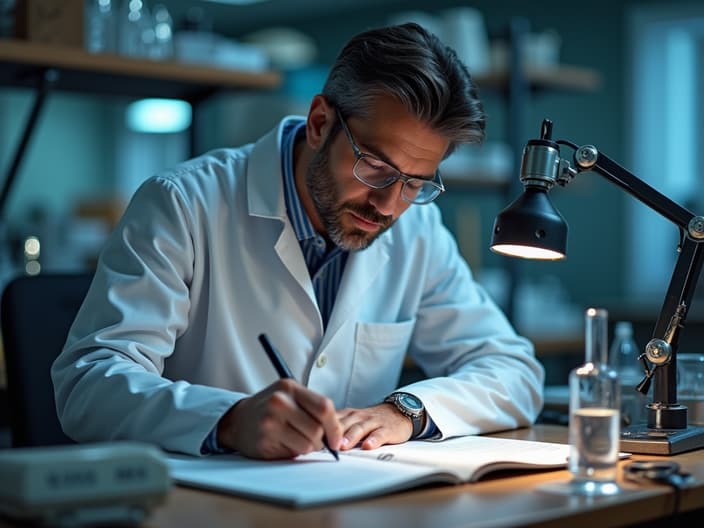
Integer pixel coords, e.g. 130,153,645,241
490,118,704,455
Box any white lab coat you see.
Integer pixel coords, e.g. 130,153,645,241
52,117,544,455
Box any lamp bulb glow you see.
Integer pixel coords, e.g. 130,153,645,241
490,243,565,260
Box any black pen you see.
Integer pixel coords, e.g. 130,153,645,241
257,333,339,461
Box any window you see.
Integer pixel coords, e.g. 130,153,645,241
627,4,704,301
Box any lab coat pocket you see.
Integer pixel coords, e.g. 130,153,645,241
347,318,416,407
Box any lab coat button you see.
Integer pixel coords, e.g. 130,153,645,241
316,354,328,368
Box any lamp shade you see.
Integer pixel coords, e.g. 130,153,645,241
490,186,568,260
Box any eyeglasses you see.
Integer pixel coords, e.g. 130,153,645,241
336,109,445,205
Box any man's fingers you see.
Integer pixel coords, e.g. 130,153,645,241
266,380,343,451
339,420,389,450
291,386,343,450
256,421,314,459
337,405,415,450
218,380,343,459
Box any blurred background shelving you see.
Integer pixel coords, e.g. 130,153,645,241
2,0,704,401
0,39,281,97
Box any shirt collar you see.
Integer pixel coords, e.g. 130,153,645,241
282,120,318,242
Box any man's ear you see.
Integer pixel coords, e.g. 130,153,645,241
306,95,334,150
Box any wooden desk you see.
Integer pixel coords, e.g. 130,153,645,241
0,430,701,528
141,425,704,528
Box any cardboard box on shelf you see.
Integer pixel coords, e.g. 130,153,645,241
15,0,84,48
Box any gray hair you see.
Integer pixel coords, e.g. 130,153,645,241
322,22,486,155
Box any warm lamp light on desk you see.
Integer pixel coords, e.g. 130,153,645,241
490,118,704,455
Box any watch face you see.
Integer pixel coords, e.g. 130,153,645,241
398,393,423,412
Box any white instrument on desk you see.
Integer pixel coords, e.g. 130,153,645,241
0,442,171,526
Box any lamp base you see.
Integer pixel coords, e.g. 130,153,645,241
620,425,704,455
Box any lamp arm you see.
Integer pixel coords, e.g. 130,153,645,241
569,144,704,425
586,150,694,230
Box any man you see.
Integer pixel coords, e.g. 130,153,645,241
52,23,544,459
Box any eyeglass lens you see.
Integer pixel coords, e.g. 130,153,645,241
354,157,439,203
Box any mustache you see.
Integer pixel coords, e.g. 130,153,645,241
344,203,393,228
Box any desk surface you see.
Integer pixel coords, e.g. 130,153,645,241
146,425,704,528
0,425,702,528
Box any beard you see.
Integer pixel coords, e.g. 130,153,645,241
305,140,394,251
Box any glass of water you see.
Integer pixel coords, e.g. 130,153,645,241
677,353,704,425
567,308,621,496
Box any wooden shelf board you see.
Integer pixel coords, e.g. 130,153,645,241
443,175,511,191
0,39,281,101
475,64,602,92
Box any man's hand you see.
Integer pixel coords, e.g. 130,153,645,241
216,379,343,459
337,403,414,450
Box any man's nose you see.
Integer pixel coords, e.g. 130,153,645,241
368,181,403,216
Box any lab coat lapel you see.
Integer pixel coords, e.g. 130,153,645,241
247,119,319,320
273,226,318,313
321,234,390,348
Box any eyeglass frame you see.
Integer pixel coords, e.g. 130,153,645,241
335,108,445,205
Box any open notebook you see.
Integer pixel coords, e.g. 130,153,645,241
167,435,570,507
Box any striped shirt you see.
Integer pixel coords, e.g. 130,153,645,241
282,121,437,441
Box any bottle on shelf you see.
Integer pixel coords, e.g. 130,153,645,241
610,321,647,427
85,0,117,54
568,307,620,496
149,4,174,60
117,0,154,58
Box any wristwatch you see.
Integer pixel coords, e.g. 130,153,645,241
384,392,425,439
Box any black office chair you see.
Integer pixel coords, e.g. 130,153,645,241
1,272,93,447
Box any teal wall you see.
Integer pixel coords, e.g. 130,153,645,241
0,91,117,223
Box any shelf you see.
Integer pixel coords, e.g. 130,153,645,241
0,39,281,102
474,64,602,92
0,38,282,216
443,175,511,191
